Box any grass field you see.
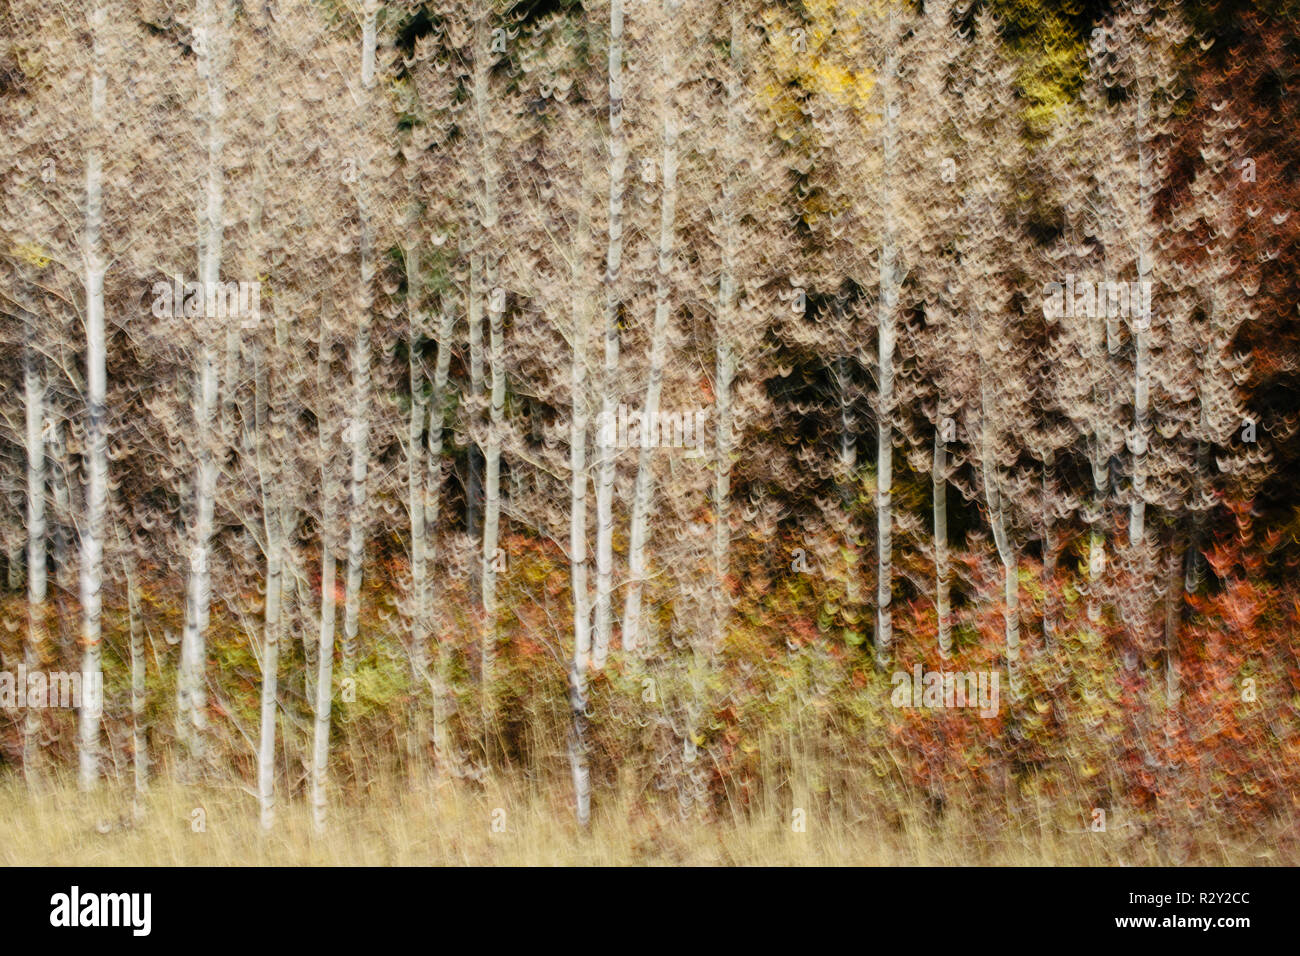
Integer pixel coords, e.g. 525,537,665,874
0,773,1290,866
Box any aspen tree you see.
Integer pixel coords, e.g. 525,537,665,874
622,0,689,655
78,0,111,791
872,4,903,668
1083,1,1189,668
711,5,739,652
116,527,147,805
0,47,60,774
22,294,47,779
764,1,877,653
902,0,959,657
395,204,455,769
501,6,608,817
707,2,771,661
1040,119,1124,626
953,10,1026,700
566,143,597,826
341,0,381,676
593,0,627,670
1088,1,1188,552
243,0,309,829
178,0,236,774
1151,92,1265,710
312,526,338,833
465,0,508,735
404,17,467,769
1170,96,1264,597
310,291,350,831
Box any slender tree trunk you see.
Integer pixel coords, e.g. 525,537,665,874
568,170,594,825
1162,543,1182,833
298,531,317,706
1165,547,1181,710
250,69,281,828
1184,438,1210,595
933,422,951,658
426,309,455,765
874,24,899,668
480,274,504,714
123,551,146,809
623,55,680,654
298,545,317,702
22,300,47,782
342,320,370,677
78,0,108,791
593,0,626,671
1041,456,1056,646
48,418,70,577
181,350,217,773
7,543,21,591
257,482,283,830
467,255,485,549
1129,76,1153,550
837,354,861,610
471,9,505,732
1087,450,1108,624
713,339,734,626
980,378,1021,701
712,5,742,662
407,254,431,773
180,0,228,774
342,1,379,676
312,536,336,833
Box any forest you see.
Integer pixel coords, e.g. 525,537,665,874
0,0,1297,865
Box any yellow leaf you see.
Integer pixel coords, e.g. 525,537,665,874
14,241,51,268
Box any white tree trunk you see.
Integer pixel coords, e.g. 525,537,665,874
342,319,370,676
713,338,734,634
78,0,108,791
426,309,455,763
407,266,431,771
1129,76,1153,550
593,0,626,670
48,418,70,576
568,185,594,826
471,8,505,725
481,268,504,691
933,423,951,658
251,83,282,829
122,550,147,808
181,346,218,772
1041,458,1056,645
179,0,228,772
257,487,283,830
1087,449,1108,624
874,28,899,668
467,255,485,546
312,539,336,833
980,379,1021,701
837,356,861,612
712,11,741,650
343,2,379,675
22,301,47,782
622,75,679,655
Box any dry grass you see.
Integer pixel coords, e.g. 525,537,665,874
0,771,1290,865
